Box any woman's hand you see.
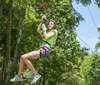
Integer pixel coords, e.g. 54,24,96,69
42,14,46,20
41,23,47,32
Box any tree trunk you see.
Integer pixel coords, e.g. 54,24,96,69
6,0,13,62
8,8,26,85
3,0,13,85
11,8,25,76
1,60,5,85
0,0,3,32
0,0,3,84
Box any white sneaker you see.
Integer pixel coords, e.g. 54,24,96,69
31,74,41,84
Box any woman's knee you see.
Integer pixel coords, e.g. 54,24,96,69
20,55,27,61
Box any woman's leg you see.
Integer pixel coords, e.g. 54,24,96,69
18,49,41,76
17,56,25,76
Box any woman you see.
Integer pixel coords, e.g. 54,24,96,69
10,19,58,84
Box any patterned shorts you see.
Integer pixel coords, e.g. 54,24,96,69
40,46,50,57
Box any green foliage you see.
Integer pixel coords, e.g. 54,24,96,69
78,53,100,85
88,53,100,85
75,0,91,6
95,0,100,7
95,41,100,52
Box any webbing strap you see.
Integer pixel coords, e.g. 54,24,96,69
44,41,54,48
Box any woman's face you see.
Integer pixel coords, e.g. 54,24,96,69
48,21,55,30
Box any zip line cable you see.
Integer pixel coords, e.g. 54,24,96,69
87,6,98,32
87,6,97,27
77,35,93,50
76,6,99,50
